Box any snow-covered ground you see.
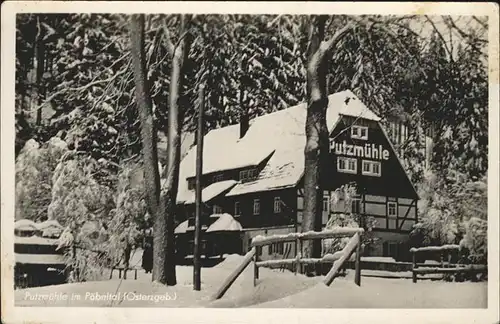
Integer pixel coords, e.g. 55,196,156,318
15,254,487,308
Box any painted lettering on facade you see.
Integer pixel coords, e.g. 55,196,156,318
329,140,390,161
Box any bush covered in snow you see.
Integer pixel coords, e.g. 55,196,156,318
15,137,68,221
411,170,487,265
459,217,487,264
106,162,149,268
50,154,116,281
323,184,378,256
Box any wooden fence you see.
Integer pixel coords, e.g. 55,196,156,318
410,245,487,283
212,228,364,300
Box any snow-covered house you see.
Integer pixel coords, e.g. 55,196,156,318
175,90,419,260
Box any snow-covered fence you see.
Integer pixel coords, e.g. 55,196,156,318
410,245,487,283
213,247,256,300
251,228,364,287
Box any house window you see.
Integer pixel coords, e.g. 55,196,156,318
188,179,196,190
388,201,398,218
269,242,284,255
213,174,224,182
253,199,260,215
234,201,241,217
337,157,357,174
323,193,330,213
240,169,256,182
351,197,361,214
362,160,381,177
239,170,248,181
213,204,223,215
274,197,282,213
351,125,369,140
240,168,257,182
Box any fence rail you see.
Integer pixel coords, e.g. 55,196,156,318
410,245,487,283
252,228,364,287
212,228,364,300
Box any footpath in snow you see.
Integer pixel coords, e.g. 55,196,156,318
15,254,487,308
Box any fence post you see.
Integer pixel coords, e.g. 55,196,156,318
296,238,303,275
412,251,417,283
294,238,299,275
253,246,260,286
354,233,361,286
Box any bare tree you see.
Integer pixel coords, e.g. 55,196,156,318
301,15,353,273
129,14,165,282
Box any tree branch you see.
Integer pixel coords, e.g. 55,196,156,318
314,22,354,66
32,60,131,112
424,15,453,59
162,24,175,57
472,16,488,30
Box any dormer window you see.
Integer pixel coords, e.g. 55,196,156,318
351,125,368,140
240,168,257,182
239,170,248,181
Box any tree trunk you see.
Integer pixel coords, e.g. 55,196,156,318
157,14,193,286
35,17,45,126
302,17,353,275
302,16,330,275
129,14,163,280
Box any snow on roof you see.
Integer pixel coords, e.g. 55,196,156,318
15,219,63,232
206,213,243,233
15,236,59,246
174,220,189,234
182,180,238,205
177,90,381,202
37,220,63,230
15,219,38,231
15,253,66,265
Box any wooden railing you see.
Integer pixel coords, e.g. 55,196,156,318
212,228,364,300
251,228,364,287
410,245,487,283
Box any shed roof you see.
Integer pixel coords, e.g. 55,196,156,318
181,180,238,205
177,90,383,202
206,213,243,233
15,253,66,265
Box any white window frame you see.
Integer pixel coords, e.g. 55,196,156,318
253,199,260,215
234,201,240,217
351,197,362,214
322,193,330,213
239,170,248,181
362,160,381,177
351,125,369,140
273,197,282,213
213,204,223,215
337,157,357,174
387,201,398,218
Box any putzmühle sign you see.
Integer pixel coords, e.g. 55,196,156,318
329,140,390,161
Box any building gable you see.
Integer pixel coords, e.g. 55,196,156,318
176,90,418,203
325,115,418,199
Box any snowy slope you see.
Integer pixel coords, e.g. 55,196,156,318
15,254,487,308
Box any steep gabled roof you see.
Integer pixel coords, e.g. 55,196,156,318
177,90,382,203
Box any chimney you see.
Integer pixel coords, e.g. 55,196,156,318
240,112,249,139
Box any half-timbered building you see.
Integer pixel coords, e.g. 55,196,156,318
175,90,419,260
